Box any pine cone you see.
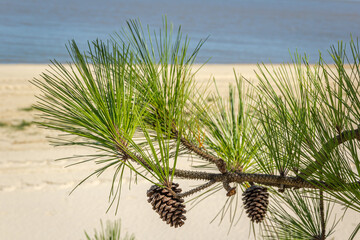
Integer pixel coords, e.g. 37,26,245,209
147,182,186,228
242,185,269,223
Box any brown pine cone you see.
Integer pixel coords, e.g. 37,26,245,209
147,182,186,228
242,185,269,223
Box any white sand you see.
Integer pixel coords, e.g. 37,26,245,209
0,64,358,239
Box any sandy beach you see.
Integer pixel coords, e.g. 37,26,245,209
0,64,358,239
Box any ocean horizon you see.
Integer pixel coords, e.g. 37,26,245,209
1,0,359,64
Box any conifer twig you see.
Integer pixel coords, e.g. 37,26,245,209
119,144,360,191
178,180,217,198
172,128,227,173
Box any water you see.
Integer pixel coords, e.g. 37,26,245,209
0,0,359,63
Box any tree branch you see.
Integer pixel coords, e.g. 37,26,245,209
116,134,359,195
178,180,217,198
172,128,227,173
127,148,360,191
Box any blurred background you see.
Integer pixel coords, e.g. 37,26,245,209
1,0,360,64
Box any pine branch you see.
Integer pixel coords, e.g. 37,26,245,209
113,125,360,194
120,142,360,191
300,127,360,178
178,180,216,198
180,136,227,173
172,128,227,173
172,169,360,192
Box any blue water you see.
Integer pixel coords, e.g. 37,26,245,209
0,0,359,63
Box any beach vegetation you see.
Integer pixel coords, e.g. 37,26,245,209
12,120,33,130
84,219,135,240
19,106,35,112
32,18,360,239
